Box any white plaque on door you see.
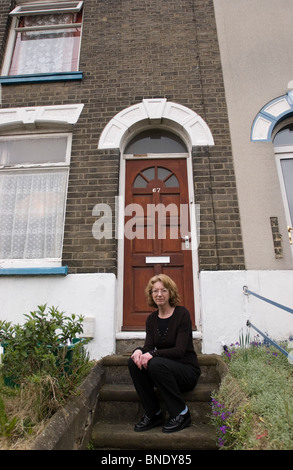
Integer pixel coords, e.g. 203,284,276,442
145,256,170,264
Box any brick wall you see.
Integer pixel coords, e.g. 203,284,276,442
0,1,13,67
193,147,245,270
0,0,245,273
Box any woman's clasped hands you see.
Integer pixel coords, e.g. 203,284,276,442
131,349,153,369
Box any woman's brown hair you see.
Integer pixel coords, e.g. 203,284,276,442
145,274,180,308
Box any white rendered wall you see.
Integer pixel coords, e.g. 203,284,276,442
0,273,116,360
213,0,293,270
1,271,292,359
200,270,293,355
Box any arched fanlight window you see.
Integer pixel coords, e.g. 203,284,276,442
124,129,187,154
273,123,293,147
133,166,179,188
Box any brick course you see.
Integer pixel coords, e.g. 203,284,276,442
0,0,245,273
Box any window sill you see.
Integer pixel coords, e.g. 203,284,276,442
0,266,68,276
0,72,83,85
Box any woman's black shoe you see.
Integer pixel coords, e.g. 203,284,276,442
162,410,191,433
134,412,163,432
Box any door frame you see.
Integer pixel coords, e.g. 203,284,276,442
116,151,201,333
275,146,293,258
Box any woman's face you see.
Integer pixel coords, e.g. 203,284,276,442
151,281,170,307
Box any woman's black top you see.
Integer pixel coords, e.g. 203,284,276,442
140,305,200,371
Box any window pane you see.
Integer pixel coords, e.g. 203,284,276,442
164,174,179,187
281,158,293,224
0,137,68,165
142,168,155,180
0,170,68,259
10,29,81,74
9,13,81,75
125,130,187,154
273,124,293,146
157,167,171,180
133,174,148,188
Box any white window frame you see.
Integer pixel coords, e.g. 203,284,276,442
275,146,293,256
10,2,83,16
0,132,72,268
0,133,72,169
2,1,84,76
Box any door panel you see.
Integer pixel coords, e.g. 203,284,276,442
132,267,154,312
123,158,195,330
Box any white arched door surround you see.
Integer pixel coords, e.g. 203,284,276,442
98,98,214,151
98,99,214,334
251,91,293,142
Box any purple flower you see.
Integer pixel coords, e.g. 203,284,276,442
218,438,224,447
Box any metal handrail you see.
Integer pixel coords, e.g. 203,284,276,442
246,320,289,358
243,286,292,359
243,286,293,315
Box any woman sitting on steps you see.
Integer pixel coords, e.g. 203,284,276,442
128,273,201,433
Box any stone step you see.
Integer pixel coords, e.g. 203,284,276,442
101,354,223,385
92,422,218,450
99,382,218,403
96,382,218,424
90,354,225,451
116,337,203,355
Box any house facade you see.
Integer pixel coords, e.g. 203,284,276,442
0,0,292,360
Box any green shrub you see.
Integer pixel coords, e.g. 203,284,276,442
0,304,86,385
0,305,92,445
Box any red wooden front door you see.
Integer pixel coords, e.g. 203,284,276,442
123,158,195,330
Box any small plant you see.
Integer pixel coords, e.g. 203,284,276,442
239,327,250,361
211,398,232,448
0,395,18,438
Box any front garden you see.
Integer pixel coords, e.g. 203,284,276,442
211,334,293,450
1,306,293,451
0,305,93,450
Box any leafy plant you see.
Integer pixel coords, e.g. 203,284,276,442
0,304,85,385
239,327,250,361
0,395,18,437
0,305,92,446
